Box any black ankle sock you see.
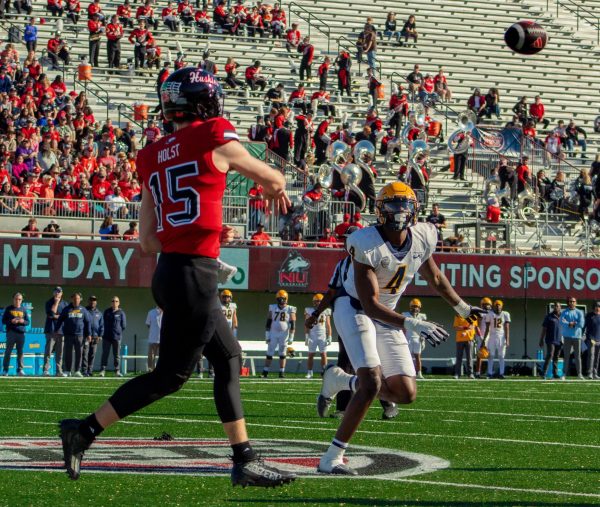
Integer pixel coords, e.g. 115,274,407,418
79,414,104,440
231,441,257,464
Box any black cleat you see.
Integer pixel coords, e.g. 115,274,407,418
279,372,285,378
261,371,268,378
382,403,399,420
231,458,296,488
317,394,332,418
58,419,94,480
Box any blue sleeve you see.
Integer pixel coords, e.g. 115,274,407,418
121,311,127,331
98,313,104,337
45,299,54,318
102,309,110,337
22,309,30,327
56,307,68,328
1,308,10,326
579,310,585,328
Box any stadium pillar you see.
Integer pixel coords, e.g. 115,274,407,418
523,262,531,360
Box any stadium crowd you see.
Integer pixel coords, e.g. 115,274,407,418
0,1,596,249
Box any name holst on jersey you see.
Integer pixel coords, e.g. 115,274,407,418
157,142,181,164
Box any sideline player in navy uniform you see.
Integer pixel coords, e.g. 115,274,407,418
316,182,484,475
59,68,296,488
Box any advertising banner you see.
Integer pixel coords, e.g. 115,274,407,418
3,238,600,300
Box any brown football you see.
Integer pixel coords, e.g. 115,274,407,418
504,20,548,55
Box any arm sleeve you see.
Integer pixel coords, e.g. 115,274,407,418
121,311,127,331
84,311,91,337
210,117,240,146
23,309,30,326
56,307,67,328
98,314,104,337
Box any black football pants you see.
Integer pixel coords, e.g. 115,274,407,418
109,254,244,424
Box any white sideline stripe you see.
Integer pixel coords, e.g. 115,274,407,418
395,478,600,499
420,394,600,405
405,407,600,423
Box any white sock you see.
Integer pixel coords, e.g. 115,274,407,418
323,438,347,465
307,369,313,374
279,368,285,373
349,375,358,393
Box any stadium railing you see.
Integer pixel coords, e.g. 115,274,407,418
550,0,600,45
288,1,332,53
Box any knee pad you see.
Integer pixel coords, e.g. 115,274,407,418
266,355,273,360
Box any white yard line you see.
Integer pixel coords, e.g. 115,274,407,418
395,478,600,499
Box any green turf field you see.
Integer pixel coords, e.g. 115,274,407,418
0,376,599,506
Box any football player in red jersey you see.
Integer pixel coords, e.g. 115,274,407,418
59,68,296,489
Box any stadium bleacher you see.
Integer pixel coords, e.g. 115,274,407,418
0,0,599,254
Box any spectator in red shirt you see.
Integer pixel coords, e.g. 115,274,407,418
105,14,124,69
129,19,152,69
87,0,104,21
516,155,531,194
47,32,71,69
287,230,306,248
145,38,161,69
87,13,104,67
522,120,536,139
142,119,161,146
334,213,351,240
122,221,138,241
195,7,211,33
349,212,363,229
177,0,194,28
246,6,265,37
67,0,81,24
92,170,112,200
418,73,437,105
17,182,36,214
318,56,331,91
530,95,549,130
48,0,65,17
271,2,286,38
161,2,179,31
245,60,267,91
286,23,301,52
136,0,159,30
317,228,341,249
224,57,244,88
486,197,501,224
250,223,272,246
117,0,133,28
433,67,452,102
248,181,266,230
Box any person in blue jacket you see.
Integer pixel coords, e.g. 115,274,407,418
58,293,92,377
82,295,104,377
2,292,30,376
23,17,37,52
100,296,126,377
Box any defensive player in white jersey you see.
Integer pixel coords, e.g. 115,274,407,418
304,294,332,379
483,299,511,379
262,290,296,378
317,182,484,475
401,298,427,379
220,290,238,337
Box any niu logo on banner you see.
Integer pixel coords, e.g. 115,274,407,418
532,37,544,49
278,250,310,288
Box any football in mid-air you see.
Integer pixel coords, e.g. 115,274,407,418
504,20,548,55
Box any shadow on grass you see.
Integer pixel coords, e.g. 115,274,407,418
230,500,595,506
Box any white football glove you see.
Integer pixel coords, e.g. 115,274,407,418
404,317,449,347
265,331,270,343
304,333,309,346
326,335,332,345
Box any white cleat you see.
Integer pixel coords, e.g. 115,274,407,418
99,370,105,378
73,371,83,378
320,365,349,399
417,372,424,379
317,456,358,476
305,372,313,379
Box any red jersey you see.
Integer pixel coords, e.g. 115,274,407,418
137,117,240,258
136,5,154,18
117,4,130,17
87,2,101,17
106,22,123,40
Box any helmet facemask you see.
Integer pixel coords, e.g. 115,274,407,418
378,197,418,232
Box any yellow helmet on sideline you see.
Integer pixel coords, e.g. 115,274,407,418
276,290,288,301
410,298,422,308
480,297,492,307
221,289,232,298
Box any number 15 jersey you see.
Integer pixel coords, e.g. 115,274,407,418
137,117,240,258
343,223,438,310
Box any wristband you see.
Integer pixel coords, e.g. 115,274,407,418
453,300,471,318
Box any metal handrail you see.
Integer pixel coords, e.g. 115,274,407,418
288,1,331,53
549,0,600,45
73,74,110,122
